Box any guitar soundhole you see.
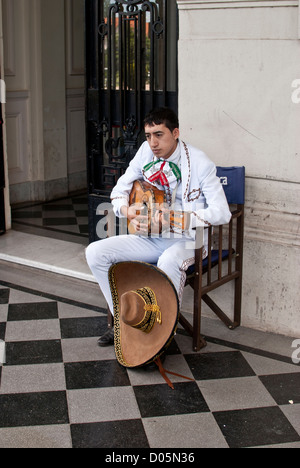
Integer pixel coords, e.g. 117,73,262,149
142,203,148,216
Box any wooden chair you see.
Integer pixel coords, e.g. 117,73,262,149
179,166,245,351
107,166,246,352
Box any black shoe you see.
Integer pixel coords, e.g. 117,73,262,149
98,327,114,347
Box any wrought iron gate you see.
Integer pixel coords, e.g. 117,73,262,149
0,105,5,235
85,0,178,243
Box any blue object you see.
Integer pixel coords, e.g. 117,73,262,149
186,250,230,275
217,166,245,205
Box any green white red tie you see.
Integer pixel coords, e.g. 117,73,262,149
143,159,181,189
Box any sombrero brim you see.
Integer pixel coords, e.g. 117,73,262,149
109,261,180,368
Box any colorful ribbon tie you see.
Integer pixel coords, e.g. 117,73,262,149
143,159,181,189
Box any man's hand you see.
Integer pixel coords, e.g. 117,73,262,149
151,206,170,234
121,204,190,235
152,207,190,234
121,204,149,234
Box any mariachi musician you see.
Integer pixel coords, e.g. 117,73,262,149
86,107,232,348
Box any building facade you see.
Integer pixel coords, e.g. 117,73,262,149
0,0,299,336
178,0,300,336
1,0,86,207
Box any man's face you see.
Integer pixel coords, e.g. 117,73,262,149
144,123,180,160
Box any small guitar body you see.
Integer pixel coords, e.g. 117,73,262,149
128,180,189,235
128,180,166,235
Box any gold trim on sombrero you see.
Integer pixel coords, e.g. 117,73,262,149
108,264,130,367
129,287,162,333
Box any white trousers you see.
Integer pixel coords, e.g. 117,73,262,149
86,235,196,315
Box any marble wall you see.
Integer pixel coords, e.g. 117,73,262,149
178,0,300,336
2,0,86,204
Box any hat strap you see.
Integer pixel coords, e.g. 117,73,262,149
155,357,194,390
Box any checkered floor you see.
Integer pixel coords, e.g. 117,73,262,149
0,278,299,448
12,194,89,245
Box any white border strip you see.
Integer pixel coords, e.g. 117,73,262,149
298,0,300,38
177,0,299,9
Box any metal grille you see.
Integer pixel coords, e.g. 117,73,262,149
86,0,178,242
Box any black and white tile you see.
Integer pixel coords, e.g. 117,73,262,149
12,195,89,245
0,281,299,448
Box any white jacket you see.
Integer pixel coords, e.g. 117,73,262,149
111,139,232,240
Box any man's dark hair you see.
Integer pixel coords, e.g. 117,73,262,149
143,107,179,133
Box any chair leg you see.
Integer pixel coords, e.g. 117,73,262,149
233,276,242,327
193,291,207,352
202,294,236,329
234,208,244,327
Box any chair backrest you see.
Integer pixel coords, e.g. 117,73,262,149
216,166,245,205
184,166,246,350
193,165,245,302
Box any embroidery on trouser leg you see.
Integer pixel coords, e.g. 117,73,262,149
178,257,195,305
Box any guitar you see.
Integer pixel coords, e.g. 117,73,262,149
128,180,189,235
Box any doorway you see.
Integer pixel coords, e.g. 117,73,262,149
1,0,87,244
85,0,178,243
2,0,86,210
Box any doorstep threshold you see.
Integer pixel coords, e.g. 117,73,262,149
0,230,96,283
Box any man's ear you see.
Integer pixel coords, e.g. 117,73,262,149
173,128,180,140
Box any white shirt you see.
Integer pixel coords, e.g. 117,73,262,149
111,139,232,245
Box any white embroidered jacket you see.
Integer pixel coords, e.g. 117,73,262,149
111,140,232,240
